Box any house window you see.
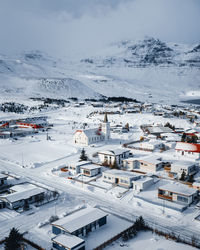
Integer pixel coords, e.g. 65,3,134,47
177,195,188,203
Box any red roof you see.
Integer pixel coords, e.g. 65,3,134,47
175,142,200,153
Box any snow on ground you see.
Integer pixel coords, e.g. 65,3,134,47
105,231,197,250
0,104,200,249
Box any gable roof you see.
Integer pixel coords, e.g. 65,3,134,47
75,128,102,138
175,142,200,153
52,207,108,233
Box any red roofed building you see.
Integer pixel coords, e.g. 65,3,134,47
175,142,200,159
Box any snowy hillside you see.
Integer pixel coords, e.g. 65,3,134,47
0,38,200,103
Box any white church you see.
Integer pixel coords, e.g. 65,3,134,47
73,113,110,146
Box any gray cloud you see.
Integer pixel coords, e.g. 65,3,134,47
0,0,199,57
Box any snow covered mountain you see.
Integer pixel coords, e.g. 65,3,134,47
0,37,199,103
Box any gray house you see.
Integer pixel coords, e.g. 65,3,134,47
52,207,108,238
0,184,45,209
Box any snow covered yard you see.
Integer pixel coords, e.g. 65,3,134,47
105,231,197,250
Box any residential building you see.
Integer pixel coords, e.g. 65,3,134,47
132,176,154,192
145,126,174,137
158,183,198,205
66,161,92,175
138,140,164,151
80,164,102,177
52,207,108,238
0,184,45,209
98,149,130,166
170,161,198,178
137,156,163,172
175,142,200,159
102,169,141,188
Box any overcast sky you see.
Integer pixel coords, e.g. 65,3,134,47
0,0,200,57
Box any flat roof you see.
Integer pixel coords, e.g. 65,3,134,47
171,161,196,167
103,169,141,178
80,164,101,170
138,155,162,165
52,207,108,234
133,177,153,184
52,234,84,249
159,183,197,196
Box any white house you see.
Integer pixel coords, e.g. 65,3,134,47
102,169,141,188
66,161,92,175
170,161,198,178
123,156,163,173
123,158,137,170
138,140,164,151
80,164,102,177
73,114,110,146
158,183,198,205
132,176,154,192
137,156,163,173
175,142,200,160
98,149,130,166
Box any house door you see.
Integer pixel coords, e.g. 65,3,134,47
115,178,119,184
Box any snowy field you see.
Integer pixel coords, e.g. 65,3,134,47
106,231,197,250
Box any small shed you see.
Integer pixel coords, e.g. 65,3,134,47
52,234,85,250
132,177,154,191
80,164,101,177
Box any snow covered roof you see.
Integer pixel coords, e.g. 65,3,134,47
159,183,197,196
148,126,173,134
98,148,130,156
103,169,141,178
0,184,45,203
80,164,101,170
0,173,7,179
132,176,153,184
52,207,108,233
171,160,196,167
138,155,162,165
175,142,200,153
52,234,84,249
75,128,102,137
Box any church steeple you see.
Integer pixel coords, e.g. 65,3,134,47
102,113,110,140
104,113,108,123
